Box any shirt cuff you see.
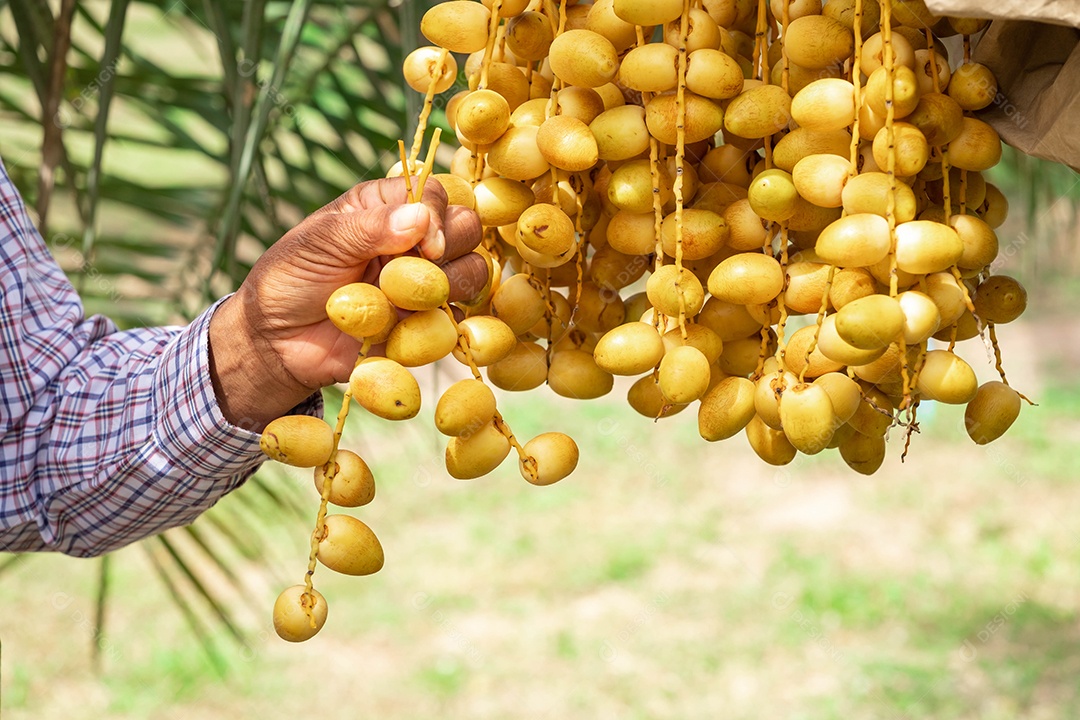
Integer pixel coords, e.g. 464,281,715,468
152,296,324,480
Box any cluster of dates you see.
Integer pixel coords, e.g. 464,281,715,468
260,0,1034,642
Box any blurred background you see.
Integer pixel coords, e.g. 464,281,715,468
2,1,1080,718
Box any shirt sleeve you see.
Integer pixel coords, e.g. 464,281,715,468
0,160,322,558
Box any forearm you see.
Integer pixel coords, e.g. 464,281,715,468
0,300,321,557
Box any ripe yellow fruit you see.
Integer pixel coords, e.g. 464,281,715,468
871,123,929,178
780,383,837,455
784,259,833,314
894,220,964,274
647,92,726,145
455,89,511,146
609,159,673,214
613,0,683,25
549,349,615,400
473,177,536,227
698,377,756,441
839,430,886,475
660,209,728,260
403,46,458,94
317,514,384,576
445,422,512,479
516,203,577,257
841,172,917,222
865,65,921,119
746,414,798,466
627,374,687,418
548,30,620,88
260,415,334,468
521,432,579,485
925,271,968,327
815,214,891,268
791,79,856,132
685,49,744,100
326,283,395,341
784,325,844,379
754,369,796,430
433,173,476,209
948,62,997,112
594,322,664,376
896,290,942,344
453,315,517,366
591,106,651,161
973,275,1027,324
313,450,375,508
658,345,711,404
273,586,328,643
860,31,916,76
506,11,554,61
663,324,723,364
586,0,643,53
386,308,458,367
487,341,548,391
816,315,890,367
948,117,1002,172
748,169,798,222
813,372,862,423
536,115,599,172
491,272,546,334
349,357,421,421
421,1,492,53
435,379,497,437
619,43,678,93
487,125,550,181
916,350,979,405
906,92,964,146
556,87,606,125
379,257,450,312
913,49,951,95
835,294,904,350
773,128,852,172
724,85,791,140
646,265,706,318
708,252,784,306
792,154,850,209
965,382,1022,445
784,15,854,70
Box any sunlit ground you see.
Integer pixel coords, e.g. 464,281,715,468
3,290,1080,720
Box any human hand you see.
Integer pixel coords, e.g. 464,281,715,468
208,177,486,428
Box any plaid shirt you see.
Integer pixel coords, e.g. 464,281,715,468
0,158,319,557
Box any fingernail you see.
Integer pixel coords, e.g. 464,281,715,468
429,228,446,260
390,205,423,232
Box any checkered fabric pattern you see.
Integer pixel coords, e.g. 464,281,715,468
0,157,320,557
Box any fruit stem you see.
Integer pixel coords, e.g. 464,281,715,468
673,0,691,342
900,400,920,461
925,28,942,95
440,302,538,482
302,338,372,624
799,264,837,384
478,0,505,91
408,48,449,168
399,140,415,202
849,0,864,180
880,0,913,410
414,128,442,206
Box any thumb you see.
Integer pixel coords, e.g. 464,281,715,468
329,202,434,262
